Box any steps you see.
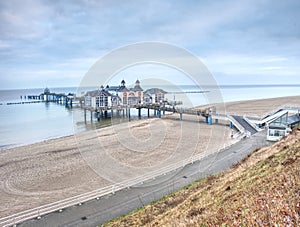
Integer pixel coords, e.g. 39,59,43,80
231,115,257,135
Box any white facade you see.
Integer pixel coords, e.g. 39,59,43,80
84,80,169,108
266,112,290,141
110,79,143,105
267,127,289,141
85,89,117,108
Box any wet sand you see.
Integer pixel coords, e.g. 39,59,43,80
1,95,300,217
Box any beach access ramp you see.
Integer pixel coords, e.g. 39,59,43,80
231,115,257,135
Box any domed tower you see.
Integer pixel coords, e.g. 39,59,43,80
121,79,126,87
44,87,50,94
134,79,143,103
135,79,140,86
133,79,143,91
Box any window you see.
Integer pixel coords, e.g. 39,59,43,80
104,96,108,106
85,96,91,106
279,130,285,136
96,97,100,107
100,95,104,107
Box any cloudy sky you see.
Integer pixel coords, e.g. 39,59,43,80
0,0,299,89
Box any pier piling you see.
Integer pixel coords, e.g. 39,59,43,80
208,116,212,125
157,110,161,118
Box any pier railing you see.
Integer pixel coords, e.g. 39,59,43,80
227,115,247,135
0,139,241,227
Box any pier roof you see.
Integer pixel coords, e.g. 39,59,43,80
85,89,113,97
144,88,167,95
287,114,300,125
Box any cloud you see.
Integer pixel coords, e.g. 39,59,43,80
0,0,300,89
0,40,11,49
0,0,53,40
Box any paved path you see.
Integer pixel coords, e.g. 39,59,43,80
20,130,271,227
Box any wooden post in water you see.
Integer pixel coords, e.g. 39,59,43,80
97,112,101,121
138,108,141,118
148,108,150,118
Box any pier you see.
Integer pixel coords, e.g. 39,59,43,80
81,102,259,137
81,102,215,121
5,88,76,107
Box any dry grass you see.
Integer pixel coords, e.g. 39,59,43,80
106,129,300,226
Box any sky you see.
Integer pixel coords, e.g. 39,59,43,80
0,0,300,89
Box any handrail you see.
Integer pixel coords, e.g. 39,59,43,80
0,138,241,227
261,104,300,120
226,115,247,135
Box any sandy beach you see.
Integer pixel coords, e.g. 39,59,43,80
1,95,300,218
220,95,300,117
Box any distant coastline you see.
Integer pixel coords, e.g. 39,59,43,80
1,84,300,150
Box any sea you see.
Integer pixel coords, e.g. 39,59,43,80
1,84,300,150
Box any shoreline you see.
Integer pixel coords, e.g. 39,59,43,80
0,115,233,217
1,95,300,218
2,95,300,151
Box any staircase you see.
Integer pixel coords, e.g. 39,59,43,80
231,115,257,135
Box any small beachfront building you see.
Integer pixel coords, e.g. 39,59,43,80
267,112,300,141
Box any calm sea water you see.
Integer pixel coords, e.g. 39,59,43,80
0,85,300,150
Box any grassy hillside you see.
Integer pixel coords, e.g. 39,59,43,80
106,129,300,226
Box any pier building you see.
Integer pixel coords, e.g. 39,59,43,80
84,80,167,109
85,86,121,108
143,88,167,104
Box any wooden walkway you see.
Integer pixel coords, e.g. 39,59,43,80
82,103,215,119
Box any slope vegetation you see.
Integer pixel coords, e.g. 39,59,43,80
106,129,300,226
